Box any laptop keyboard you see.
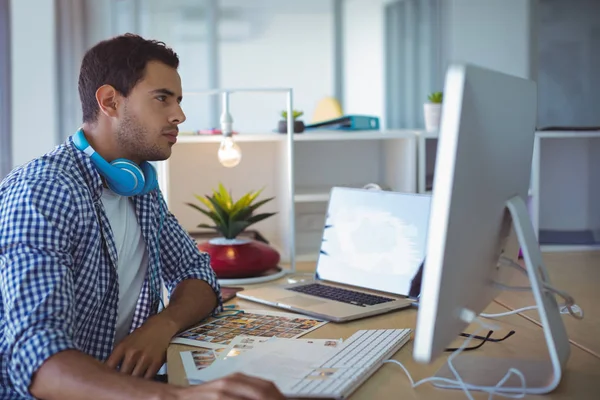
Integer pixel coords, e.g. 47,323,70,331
286,283,395,307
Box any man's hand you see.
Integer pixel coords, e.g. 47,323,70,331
174,373,286,400
106,314,177,379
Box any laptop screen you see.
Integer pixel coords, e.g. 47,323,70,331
315,187,431,297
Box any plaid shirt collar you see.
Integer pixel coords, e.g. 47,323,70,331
66,135,105,203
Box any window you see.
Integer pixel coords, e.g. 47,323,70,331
137,0,335,133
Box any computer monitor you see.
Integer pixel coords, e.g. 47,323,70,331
412,63,570,395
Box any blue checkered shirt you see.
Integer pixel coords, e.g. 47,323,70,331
0,136,222,399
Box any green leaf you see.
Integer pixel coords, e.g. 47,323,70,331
197,223,218,230
185,202,219,223
231,191,253,214
230,196,274,222
246,212,277,226
193,194,214,211
427,91,443,103
248,196,274,212
206,196,229,229
218,183,233,211
227,221,251,239
281,109,304,120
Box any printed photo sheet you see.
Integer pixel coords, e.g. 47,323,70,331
171,309,328,350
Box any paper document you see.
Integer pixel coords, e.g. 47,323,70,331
171,309,327,350
185,336,343,388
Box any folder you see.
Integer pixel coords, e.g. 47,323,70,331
305,115,380,131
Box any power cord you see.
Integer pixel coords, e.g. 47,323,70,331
384,316,527,400
491,257,584,320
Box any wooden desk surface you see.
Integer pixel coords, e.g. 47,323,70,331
497,251,600,359
167,262,600,399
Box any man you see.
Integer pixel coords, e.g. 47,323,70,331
0,34,284,400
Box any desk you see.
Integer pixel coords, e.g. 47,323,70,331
168,262,600,399
497,251,600,359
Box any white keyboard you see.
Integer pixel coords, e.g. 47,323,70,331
288,329,412,399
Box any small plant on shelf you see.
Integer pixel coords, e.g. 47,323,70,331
427,91,443,104
424,91,443,131
280,109,304,120
186,183,276,240
278,109,305,134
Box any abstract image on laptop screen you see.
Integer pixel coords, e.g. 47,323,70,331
316,187,431,297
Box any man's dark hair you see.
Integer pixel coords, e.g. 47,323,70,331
78,33,179,123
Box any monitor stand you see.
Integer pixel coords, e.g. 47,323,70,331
432,195,571,395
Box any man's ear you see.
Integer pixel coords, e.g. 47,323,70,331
95,85,121,118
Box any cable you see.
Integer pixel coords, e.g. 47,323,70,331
480,306,538,318
150,190,167,311
383,317,527,400
494,257,584,320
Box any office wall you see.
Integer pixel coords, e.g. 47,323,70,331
10,0,59,167
442,0,538,80
536,0,600,233
537,0,600,128
539,138,590,231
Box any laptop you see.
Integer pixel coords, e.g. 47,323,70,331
237,186,431,322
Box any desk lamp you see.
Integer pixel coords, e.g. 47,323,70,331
216,91,242,167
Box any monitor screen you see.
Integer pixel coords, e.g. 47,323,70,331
315,187,431,297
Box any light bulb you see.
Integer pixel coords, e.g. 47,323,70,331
218,136,242,167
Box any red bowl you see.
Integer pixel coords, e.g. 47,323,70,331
197,239,280,279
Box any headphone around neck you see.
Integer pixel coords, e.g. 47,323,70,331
72,128,158,196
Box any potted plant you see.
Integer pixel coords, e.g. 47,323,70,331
186,183,280,279
278,109,305,133
424,91,443,131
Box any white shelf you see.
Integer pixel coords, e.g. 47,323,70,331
295,192,330,203
294,184,370,203
295,252,319,263
541,244,600,252
535,130,600,139
176,129,423,144
177,133,282,143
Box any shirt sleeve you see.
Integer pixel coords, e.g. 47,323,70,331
156,191,223,313
0,176,78,398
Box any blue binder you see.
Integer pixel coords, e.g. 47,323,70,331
305,115,380,131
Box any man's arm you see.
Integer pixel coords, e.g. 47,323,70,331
159,278,218,334
30,350,174,400
32,350,285,400
106,279,217,378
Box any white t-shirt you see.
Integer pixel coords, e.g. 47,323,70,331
101,187,149,345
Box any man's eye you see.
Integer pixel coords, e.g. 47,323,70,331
157,96,167,102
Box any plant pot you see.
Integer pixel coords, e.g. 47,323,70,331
277,120,305,133
197,237,280,279
423,103,442,131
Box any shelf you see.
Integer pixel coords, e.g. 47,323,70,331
295,192,330,203
416,130,439,139
177,133,282,143
535,130,600,139
540,244,600,252
295,252,319,263
176,129,423,144
295,129,419,141
294,184,373,203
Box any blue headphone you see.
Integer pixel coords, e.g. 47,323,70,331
72,128,158,196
